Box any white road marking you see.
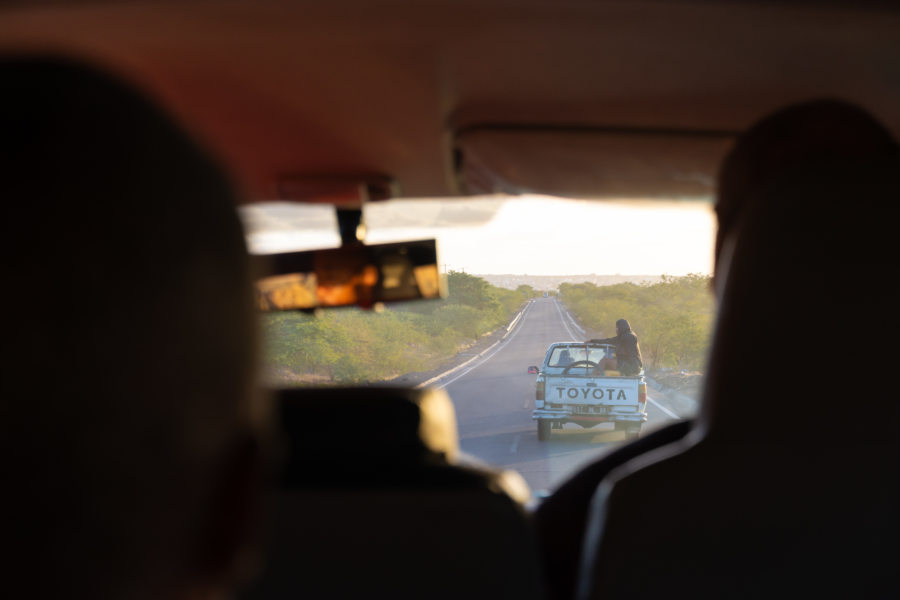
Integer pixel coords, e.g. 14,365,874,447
414,340,502,389
553,299,579,340
551,297,585,336
647,395,680,419
510,434,521,453
562,305,585,335
507,309,524,332
433,316,529,389
417,302,531,389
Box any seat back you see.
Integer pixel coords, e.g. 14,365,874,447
242,386,545,599
535,419,692,600
576,101,900,599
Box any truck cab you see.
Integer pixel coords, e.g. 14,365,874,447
531,342,648,441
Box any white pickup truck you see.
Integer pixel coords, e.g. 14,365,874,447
529,342,647,441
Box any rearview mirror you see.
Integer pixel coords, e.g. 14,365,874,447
255,239,444,310
527,366,539,374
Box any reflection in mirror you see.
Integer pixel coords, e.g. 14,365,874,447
255,239,444,310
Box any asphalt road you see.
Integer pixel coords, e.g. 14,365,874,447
432,297,683,493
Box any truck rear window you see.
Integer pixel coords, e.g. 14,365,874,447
548,346,610,367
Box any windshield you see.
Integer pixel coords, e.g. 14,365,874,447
547,346,609,367
240,195,715,492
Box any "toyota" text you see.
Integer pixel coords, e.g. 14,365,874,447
555,387,628,400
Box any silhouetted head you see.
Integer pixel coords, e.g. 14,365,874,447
704,99,900,441
615,319,631,335
1,56,265,599
714,99,899,293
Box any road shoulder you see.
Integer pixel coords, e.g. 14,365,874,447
384,304,529,387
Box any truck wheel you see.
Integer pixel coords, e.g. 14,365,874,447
537,420,551,441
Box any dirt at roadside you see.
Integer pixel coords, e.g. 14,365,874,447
384,325,510,387
646,368,703,401
633,369,700,419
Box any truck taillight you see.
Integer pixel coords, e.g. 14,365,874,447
536,379,545,401
638,382,647,405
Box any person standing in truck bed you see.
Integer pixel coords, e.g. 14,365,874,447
588,318,643,376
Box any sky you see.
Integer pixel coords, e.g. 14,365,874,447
240,195,715,276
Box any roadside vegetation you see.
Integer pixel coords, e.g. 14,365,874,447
560,274,715,371
262,271,535,385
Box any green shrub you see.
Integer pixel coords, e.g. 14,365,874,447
560,274,714,371
262,271,525,385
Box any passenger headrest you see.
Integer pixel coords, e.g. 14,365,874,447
276,386,460,484
714,99,898,273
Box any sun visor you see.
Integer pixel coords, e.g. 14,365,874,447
454,126,734,199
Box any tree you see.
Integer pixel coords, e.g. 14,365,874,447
516,284,536,299
447,271,499,310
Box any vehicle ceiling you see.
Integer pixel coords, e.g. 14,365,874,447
1,0,898,202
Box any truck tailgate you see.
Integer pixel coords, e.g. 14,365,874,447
544,375,640,406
